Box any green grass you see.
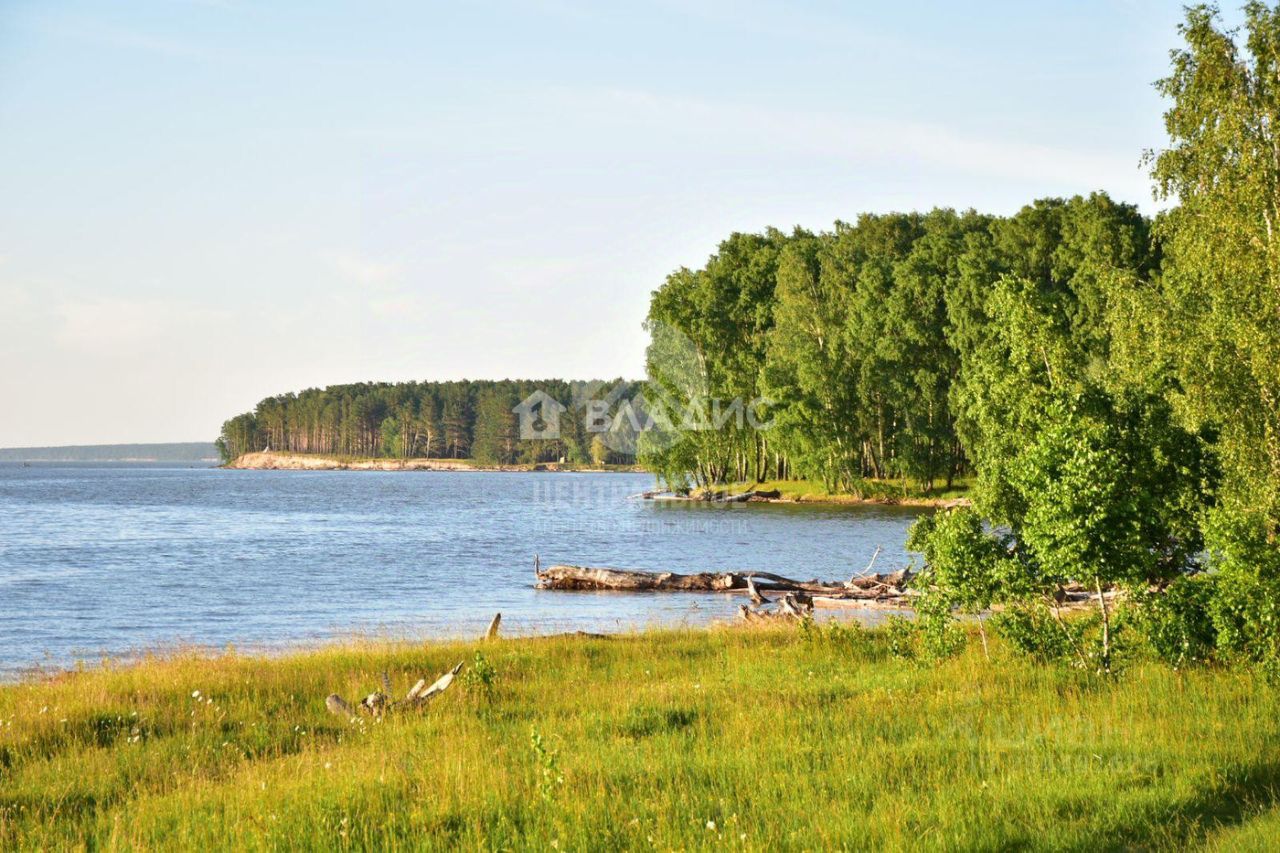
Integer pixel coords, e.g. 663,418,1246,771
707,477,973,505
1,625,1277,850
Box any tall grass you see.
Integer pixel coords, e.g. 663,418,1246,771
1,625,1277,850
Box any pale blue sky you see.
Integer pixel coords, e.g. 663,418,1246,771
0,1,1207,445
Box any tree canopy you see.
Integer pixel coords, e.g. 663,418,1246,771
216,379,644,466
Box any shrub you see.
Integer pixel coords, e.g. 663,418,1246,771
461,651,499,705
913,590,968,660
883,615,918,661
907,507,1018,658
1126,575,1219,668
991,604,1079,664
1205,509,1280,673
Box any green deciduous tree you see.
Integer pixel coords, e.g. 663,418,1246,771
1147,3,1280,533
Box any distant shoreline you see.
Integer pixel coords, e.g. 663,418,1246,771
0,441,218,463
225,451,644,473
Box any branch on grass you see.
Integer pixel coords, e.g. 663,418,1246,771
326,660,464,718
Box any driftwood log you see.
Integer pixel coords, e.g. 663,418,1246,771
326,661,463,718
534,561,913,605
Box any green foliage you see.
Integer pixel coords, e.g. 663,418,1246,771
217,378,645,465
799,616,873,658
991,605,1079,664
1204,508,1280,672
1148,2,1280,534
642,230,791,487
529,727,563,804
1126,576,1220,669
1008,388,1214,591
378,416,402,458
882,615,918,661
913,591,969,660
461,651,499,705
907,508,1017,614
907,507,1019,659
470,390,519,465
589,435,609,467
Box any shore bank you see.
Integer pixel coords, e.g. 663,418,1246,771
223,455,967,509
225,451,643,473
2,624,1276,849
654,477,972,509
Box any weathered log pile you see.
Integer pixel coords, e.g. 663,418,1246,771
533,554,914,618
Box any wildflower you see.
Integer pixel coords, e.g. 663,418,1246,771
191,690,200,699
706,820,717,831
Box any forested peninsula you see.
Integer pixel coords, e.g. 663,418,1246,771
217,379,647,467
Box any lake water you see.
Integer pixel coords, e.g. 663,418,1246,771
0,464,928,677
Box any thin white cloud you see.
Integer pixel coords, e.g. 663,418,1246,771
335,82,1146,200
584,86,1144,192
53,297,232,355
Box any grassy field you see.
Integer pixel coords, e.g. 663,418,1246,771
1,624,1278,850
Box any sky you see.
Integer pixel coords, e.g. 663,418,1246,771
0,0,1216,446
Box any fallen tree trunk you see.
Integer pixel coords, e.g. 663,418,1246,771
534,562,913,602
535,564,741,592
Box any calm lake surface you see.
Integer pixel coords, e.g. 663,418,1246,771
0,464,928,677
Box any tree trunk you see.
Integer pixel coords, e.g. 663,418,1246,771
1095,576,1111,673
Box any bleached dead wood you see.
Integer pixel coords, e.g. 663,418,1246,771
848,546,882,586
535,562,913,603
406,662,464,706
777,592,814,618
359,690,389,716
535,564,740,592
485,612,502,641
812,595,912,610
843,568,913,593
739,592,815,623
326,661,464,717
